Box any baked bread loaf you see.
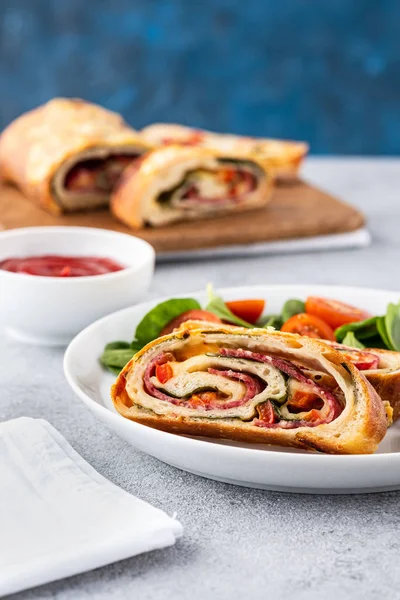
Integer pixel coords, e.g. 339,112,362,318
112,324,387,454
111,144,274,228
0,98,152,213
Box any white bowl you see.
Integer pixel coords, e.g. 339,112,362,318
0,226,155,346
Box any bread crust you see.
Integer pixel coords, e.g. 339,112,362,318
111,327,387,454
0,98,152,213
140,123,309,178
111,144,274,229
367,370,400,420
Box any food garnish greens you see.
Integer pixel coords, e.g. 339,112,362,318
100,289,400,374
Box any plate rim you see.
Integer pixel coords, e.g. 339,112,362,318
64,283,400,462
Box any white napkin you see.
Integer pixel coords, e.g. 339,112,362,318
0,417,182,597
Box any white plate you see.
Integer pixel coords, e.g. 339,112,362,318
64,285,400,494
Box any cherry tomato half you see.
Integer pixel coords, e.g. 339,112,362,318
331,345,380,371
160,310,222,336
225,299,265,324
281,313,336,341
305,297,370,329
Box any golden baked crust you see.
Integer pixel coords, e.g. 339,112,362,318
362,348,400,421
0,98,152,214
140,123,309,179
111,144,274,229
111,326,387,454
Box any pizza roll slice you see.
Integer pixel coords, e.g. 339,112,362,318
0,98,152,213
112,325,387,454
111,144,274,228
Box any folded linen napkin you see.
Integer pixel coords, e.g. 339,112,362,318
0,417,182,597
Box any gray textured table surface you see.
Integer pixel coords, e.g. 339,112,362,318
1,158,400,600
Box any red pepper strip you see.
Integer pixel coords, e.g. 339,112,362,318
257,401,276,424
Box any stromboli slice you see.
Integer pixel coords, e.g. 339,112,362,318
310,341,400,421
0,98,152,214
111,145,274,228
144,319,400,421
140,123,309,179
112,326,387,454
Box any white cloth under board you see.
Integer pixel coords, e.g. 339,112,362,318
157,227,371,261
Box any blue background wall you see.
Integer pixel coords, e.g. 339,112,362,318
0,0,399,154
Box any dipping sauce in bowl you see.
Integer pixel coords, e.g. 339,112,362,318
0,226,155,345
0,255,125,277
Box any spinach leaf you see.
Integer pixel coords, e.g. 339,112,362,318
205,285,253,328
335,304,400,351
385,302,400,351
259,314,283,329
335,317,378,343
101,339,144,375
281,299,305,323
131,339,145,352
341,331,365,349
362,335,388,350
100,348,137,369
376,316,394,350
135,298,201,345
104,341,131,351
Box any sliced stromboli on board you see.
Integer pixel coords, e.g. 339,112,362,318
111,144,274,228
140,123,309,179
0,98,152,214
111,325,387,454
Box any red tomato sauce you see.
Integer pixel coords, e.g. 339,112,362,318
0,255,125,277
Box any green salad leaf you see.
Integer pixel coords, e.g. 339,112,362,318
362,335,388,350
385,302,400,351
376,316,393,350
335,316,378,343
135,298,201,345
281,299,305,323
335,303,400,351
101,340,145,374
100,348,137,369
341,331,365,349
104,341,131,351
205,284,253,328
259,314,283,329
100,298,200,374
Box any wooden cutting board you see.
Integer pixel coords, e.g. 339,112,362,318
0,181,364,254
